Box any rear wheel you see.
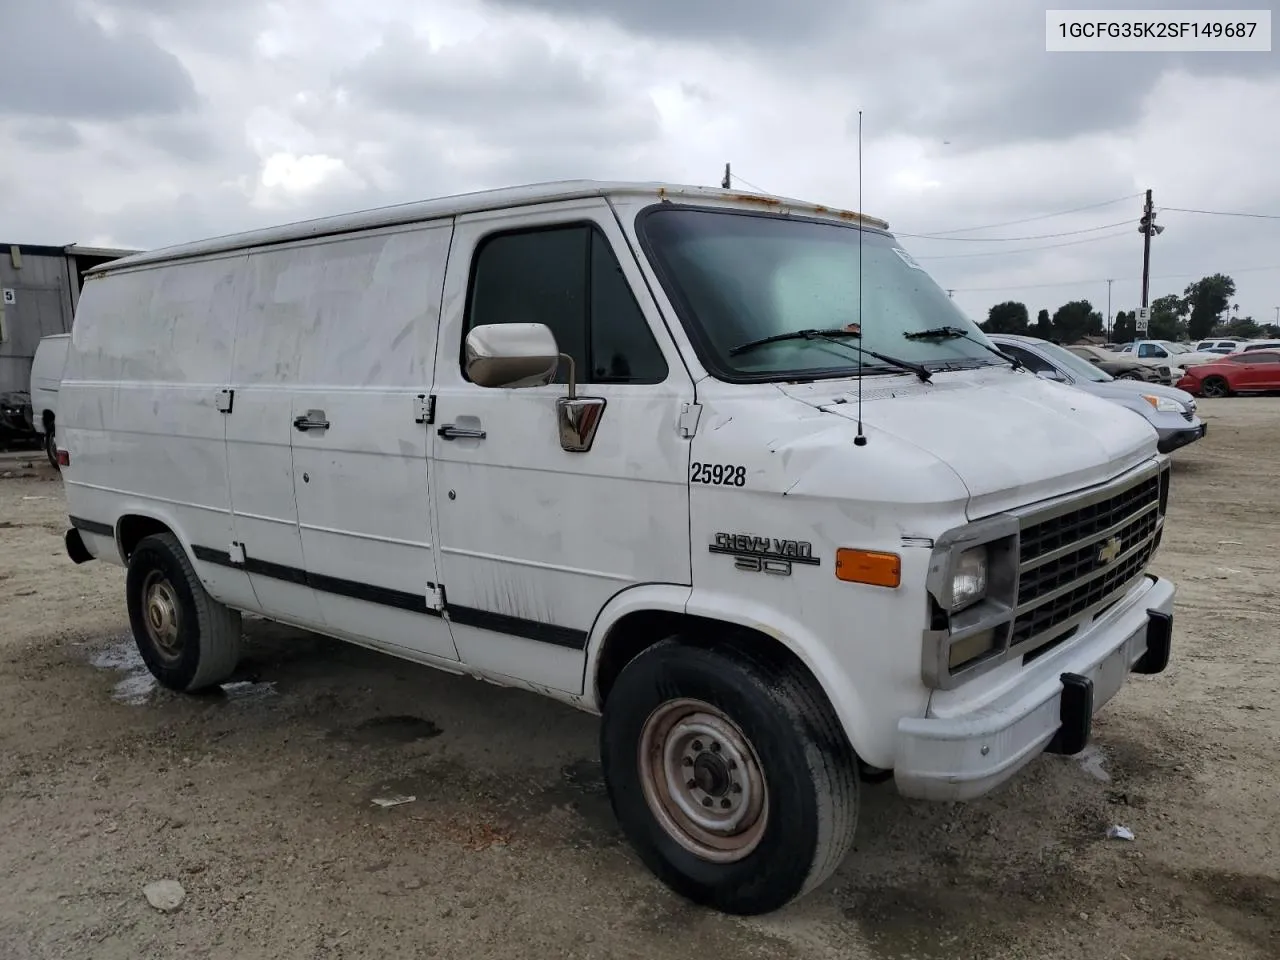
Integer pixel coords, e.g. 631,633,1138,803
44,425,58,469
600,639,859,915
1201,376,1230,399
126,533,241,692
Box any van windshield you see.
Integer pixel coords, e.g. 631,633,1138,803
637,206,999,382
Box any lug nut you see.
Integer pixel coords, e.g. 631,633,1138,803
687,779,697,790
701,797,712,807
682,757,693,767
731,783,742,794
692,740,703,752
720,798,731,809
710,741,721,753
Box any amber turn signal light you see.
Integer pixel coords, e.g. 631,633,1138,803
834,548,901,587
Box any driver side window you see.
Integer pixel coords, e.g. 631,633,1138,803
465,223,669,385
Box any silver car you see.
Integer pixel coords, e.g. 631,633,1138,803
989,334,1206,454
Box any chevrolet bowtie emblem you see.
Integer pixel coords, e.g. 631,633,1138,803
1097,536,1122,565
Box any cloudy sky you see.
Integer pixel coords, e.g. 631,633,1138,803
4,0,1278,327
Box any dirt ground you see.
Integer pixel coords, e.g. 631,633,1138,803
1,399,1276,960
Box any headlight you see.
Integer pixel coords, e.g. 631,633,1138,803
951,546,988,609
1142,394,1184,414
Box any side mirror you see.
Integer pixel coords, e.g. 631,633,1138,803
1089,356,1103,365
463,322,607,454
465,323,560,389
1036,368,1066,383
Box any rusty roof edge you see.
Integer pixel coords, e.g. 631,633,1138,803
86,180,893,276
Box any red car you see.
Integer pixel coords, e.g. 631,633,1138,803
1176,348,1280,398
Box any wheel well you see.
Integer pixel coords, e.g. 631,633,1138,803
595,611,825,709
42,410,54,431
116,515,174,560
595,611,877,778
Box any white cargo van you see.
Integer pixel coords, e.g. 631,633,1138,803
29,333,71,468
58,181,1176,915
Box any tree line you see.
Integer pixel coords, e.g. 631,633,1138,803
977,273,1280,343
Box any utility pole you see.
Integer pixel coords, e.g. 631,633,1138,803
947,289,954,299
1137,188,1162,309
1106,279,1113,338
722,163,731,189
1274,305,1279,325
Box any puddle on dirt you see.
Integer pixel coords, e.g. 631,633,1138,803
1074,743,1112,782
89,638,156,705
330,714,443,745
220,680,278,701
88,639,279,706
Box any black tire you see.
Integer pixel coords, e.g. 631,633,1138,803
600,639,859,915
126,532,241,692
1201,376,1230,399
1118,372,1142,380
44,426,58,470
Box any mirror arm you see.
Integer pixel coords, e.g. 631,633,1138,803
559,353,576,400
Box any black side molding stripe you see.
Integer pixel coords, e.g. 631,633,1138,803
189,544,588,649
69,516,114,538
448,605,588,650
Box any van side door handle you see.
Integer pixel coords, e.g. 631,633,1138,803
293,412,330,432
437,423,486,441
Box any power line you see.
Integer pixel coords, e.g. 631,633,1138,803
912,227,1133,260
1161,206,1280,221
905,192,1143,237
894,219,1136,242
944,262,1280,294
730,172,770,194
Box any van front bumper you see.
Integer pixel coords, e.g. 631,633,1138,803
893,574,1175,802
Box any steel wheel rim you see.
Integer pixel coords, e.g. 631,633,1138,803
142,571,183,663
637,698,769,863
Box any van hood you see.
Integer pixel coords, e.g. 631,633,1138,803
776,369,1157,519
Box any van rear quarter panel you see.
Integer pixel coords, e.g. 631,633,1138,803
61,254,256,607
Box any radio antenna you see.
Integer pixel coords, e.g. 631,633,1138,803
854,109,867,447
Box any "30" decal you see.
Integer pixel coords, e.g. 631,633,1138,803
691,462,746,487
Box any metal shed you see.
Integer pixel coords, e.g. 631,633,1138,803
0,242,139,396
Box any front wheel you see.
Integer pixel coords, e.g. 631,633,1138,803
44,426,58,469
600,639,859,915
1200,376,1230,399
1118,371,1142,380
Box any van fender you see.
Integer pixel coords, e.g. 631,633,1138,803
682,588,876,766
581,583,874,766
110,500,190,564
581,582,694,702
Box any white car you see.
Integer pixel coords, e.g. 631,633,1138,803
1118,339,1219,368
57,180,1176,915
29,333,71,468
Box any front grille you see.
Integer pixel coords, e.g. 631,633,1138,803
1012,472,1161,648
1157,365,1170,378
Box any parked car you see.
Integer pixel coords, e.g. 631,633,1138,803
1238,339,1280,353
57,179,1176,915
991,335,1205,453
1176,348,1280,397
1064,343,1163,381
1117,340,1220,368
29,333,71,468
1195,338,1245,354
0,390,35,450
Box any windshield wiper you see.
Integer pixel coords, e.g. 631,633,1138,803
902,326,1023,370
729,328,931,382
